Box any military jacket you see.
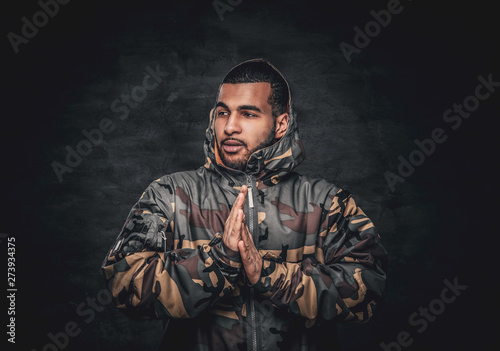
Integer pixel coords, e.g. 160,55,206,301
102,67,387,351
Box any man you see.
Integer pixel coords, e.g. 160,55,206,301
101,59,387,350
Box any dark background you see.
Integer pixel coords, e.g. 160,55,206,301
1,0,498,350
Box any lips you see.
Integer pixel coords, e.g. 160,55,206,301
222,139,245,153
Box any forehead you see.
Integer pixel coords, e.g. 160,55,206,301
217,82,272,111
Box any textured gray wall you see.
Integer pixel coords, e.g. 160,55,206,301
2,0,497,350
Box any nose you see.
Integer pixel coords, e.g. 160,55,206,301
223,113,241,135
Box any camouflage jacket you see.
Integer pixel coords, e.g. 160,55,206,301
101,80,387,350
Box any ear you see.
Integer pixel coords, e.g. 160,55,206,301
274,113,289,139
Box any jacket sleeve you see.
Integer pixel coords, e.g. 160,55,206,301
101,178,240,320
251,188,387,326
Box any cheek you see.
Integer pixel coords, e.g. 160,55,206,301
247,122,269,146
214,120,223,139
258,120,274,137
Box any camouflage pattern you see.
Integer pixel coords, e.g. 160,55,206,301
101,62,387,350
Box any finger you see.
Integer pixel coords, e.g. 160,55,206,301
235,209,243,235
244,225,256,248
240,184,248,196
232,188,245,213
226,188,246,226
225,210,237,236
238,210,248,241
238,240,247,259
239,219,251,248
224,208,243,249
227,186,248,233
243,225,254,244
233,185,248,211
240,211,247,230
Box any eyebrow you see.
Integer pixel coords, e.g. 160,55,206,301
216,101,263,113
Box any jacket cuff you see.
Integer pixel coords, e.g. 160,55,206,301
214,241,241,262
249,276,272,296
203,234,241,284
248,256,280,296
208,232,242,265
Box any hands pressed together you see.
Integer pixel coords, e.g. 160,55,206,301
222,185,262,285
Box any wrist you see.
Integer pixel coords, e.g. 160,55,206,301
202,243,240,284
221,241,241,261
245,256,264,286
208,233,242,267
205,233,241,268
248,274,271,295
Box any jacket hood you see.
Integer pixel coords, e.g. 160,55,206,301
203,59,305,185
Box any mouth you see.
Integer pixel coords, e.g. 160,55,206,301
221,139,246,154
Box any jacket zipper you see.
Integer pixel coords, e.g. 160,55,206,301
246,174,258,351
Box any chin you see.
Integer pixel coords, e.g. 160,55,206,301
222,154,247,170
226,159,246,170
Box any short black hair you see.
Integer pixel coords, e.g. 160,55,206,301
221,59,289,118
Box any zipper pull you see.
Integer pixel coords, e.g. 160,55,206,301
247,185,254,208
246,175,254,209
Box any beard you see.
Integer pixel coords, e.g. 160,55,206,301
217,125,276,171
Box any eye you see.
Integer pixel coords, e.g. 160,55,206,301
217,110,229,117
243,112,258,118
